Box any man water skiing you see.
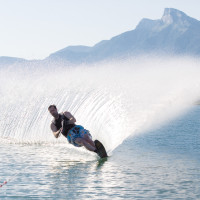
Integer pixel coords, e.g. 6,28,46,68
48,104,101,154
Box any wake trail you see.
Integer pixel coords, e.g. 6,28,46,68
0,56,200,153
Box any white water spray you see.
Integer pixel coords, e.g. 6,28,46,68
0,56,200,153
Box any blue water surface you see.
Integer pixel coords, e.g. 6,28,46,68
0,106,200,199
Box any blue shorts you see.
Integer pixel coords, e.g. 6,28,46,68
66,125,92,147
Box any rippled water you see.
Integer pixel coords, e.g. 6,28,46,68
1,106,200,199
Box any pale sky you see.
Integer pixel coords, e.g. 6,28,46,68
0,0,200,60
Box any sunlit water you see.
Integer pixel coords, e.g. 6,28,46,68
0,57,200,199
1,106,200,199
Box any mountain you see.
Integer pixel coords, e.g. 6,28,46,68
0,56,26,66
1,8,200,65
47,8,200,63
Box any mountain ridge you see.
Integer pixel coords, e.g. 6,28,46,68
47,8,200,63
1,8,200,65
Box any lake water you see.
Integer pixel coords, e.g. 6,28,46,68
1,105,200,199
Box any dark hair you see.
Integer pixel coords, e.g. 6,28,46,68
48,104,57,111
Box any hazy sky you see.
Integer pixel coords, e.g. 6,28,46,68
0,0,200,59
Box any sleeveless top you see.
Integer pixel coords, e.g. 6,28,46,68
52,113,76,137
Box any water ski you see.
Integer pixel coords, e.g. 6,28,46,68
94,140,108,158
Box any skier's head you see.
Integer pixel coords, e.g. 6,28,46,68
48,104,58,118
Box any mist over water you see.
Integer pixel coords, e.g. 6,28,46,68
0,57,200,153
